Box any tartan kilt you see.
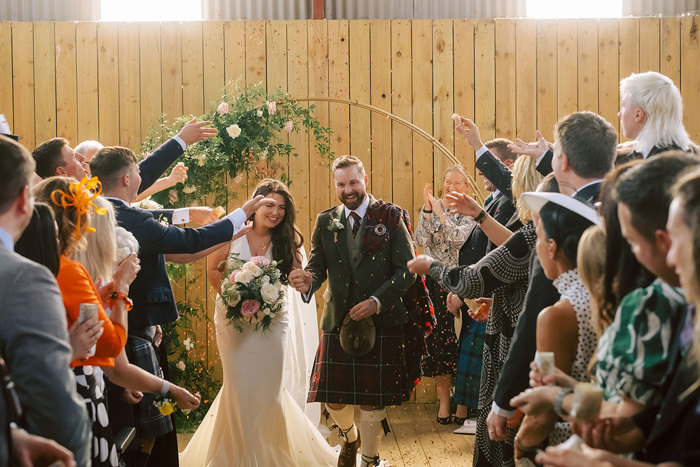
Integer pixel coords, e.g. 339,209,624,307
307,324,411,407
123,335,173,438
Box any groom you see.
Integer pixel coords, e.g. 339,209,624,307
290,155,416,467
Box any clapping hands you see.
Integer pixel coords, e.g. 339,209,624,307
422,184,443,216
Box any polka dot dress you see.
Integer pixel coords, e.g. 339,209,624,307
548,269,597,445
73,365,119,467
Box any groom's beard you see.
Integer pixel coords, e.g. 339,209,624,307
341,192,366,210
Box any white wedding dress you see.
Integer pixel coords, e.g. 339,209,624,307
179,236,337,466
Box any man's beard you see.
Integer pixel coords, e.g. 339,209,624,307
341,191,365,210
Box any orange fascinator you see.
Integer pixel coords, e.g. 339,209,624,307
50,176,106,239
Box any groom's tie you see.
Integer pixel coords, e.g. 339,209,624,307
483,193,494,206
350,212,361,237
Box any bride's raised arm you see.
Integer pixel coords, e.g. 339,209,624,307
207,243,231,292
207,223,252,291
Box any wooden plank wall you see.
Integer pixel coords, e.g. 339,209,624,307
3,18,700,380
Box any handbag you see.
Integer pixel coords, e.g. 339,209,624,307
339,313,376,357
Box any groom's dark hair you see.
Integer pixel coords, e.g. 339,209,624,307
332,155,365,175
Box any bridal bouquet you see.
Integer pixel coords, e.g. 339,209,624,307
220,255,285,332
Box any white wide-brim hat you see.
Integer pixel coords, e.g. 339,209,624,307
521,192,601,226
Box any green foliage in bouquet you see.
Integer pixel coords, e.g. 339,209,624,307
140,82,333,209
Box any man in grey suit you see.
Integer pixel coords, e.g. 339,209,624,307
0,135,90,466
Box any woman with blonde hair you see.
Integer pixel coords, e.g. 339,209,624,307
619,71,694,159
414,164,474,425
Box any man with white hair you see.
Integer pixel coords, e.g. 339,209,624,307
619,71,694,159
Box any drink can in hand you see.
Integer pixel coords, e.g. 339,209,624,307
79,303,98,324
535,351,555,382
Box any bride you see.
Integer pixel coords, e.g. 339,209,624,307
179,179,337,466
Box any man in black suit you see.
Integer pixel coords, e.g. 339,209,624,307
488,111,616,443
90,146,263,466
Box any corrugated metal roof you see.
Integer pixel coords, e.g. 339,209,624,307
1,0,698,22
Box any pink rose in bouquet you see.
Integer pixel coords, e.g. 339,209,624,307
229,270,240,284
250,256,270,266
240,299,260,318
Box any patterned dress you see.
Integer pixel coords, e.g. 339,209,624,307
596,279,687,406
430,223,536,467
414,204,473,377
547,269,597,445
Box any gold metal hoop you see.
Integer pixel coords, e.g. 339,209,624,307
295,97,485,205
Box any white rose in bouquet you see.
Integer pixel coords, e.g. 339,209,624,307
235,270,254,285
243,261,263,277
274,281,283,290
261,283,280,304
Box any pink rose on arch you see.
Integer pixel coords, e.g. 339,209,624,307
283,121,294,133
176,361,186,371
267,101,277,115
217,102,229,114
240,299,260,318
250,256,270,266
229,270,241,284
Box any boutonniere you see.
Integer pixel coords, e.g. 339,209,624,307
328,217,344,242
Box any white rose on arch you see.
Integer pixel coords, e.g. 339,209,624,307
226,123,242,139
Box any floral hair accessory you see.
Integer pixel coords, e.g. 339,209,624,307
50,176,107,238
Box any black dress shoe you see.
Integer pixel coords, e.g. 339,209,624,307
337,433,360,467
360,453,380,466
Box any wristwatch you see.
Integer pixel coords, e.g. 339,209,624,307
109,291,134,311
474,209,487,224
554,387,574,417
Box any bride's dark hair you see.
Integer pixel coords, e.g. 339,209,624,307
251,178,304,279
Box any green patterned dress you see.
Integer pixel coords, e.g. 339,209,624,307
595,279,687,406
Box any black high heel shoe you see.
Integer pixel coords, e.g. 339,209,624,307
436,414,453,425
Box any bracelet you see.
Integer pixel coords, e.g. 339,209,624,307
474,209,487,224
109,291,134,311
160,379,170,395
422,208,433,213
554,386,574,417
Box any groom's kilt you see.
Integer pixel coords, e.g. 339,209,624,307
307,324,411,407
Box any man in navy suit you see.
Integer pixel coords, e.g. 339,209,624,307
90,146,263,466
33,118,219,227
